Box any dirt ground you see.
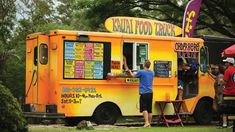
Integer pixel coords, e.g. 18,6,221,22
27,116,155,130
27,116,219,130
28,124,139,130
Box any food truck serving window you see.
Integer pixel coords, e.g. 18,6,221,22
123,42,148,71
63,41,111,79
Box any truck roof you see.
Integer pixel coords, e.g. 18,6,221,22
27,29,203,42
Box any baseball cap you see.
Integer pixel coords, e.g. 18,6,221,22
223,57,235,64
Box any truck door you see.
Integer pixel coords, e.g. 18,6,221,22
37,35,49,105
25,35,49,105
177,52,199,99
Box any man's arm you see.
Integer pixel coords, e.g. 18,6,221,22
123,56,129,71
218,74,226,86
128,70,135,77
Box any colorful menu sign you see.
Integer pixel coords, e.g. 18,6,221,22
64,41,104,79
105,16,182,37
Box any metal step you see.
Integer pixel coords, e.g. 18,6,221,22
23,112,65,119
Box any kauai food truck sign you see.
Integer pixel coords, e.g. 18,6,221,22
105,16,182,37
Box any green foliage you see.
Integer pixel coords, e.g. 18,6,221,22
0,0,17,82
3,44,25,98
34,22,74,32
0,0,16,44
56,0,77,26
73,0,139,31
21,0,55,26
0,84,28,132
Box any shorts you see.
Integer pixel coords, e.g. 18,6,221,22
218,95,235,114
140,93,153,113
178,80,184,90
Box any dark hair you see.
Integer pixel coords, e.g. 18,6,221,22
144,60,151,69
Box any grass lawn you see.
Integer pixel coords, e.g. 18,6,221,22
30,125,232,132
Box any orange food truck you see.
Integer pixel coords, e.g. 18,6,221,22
24,17,215,125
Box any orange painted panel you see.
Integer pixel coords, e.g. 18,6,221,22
37,35,49,105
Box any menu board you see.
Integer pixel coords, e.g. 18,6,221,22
75,42,85,60
94,61,103,79
64,41,104,79
64,60,75,78
75,60,85,78
154,61,172,78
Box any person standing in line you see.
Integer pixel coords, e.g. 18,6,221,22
220,57,235,128
128,60,154,127
222,57,235,95
208,64,225,110
210,64,225,126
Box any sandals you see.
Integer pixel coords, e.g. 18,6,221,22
143,123,151,128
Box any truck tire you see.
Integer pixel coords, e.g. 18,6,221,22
93,103,120,125
193,99,213,125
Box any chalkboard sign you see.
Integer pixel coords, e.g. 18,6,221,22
154,61,172,78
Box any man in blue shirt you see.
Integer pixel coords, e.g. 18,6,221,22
129,60,154,127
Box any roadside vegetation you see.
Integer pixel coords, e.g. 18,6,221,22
0,84,28,132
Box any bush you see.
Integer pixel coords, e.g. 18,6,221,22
0,84,28,132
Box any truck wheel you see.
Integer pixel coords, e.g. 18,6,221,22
93,103,120,125
193,99,213,125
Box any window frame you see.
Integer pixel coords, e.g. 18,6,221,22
39,44,48,65
34,46,38,66
123,41,149,71
63,40,111,80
